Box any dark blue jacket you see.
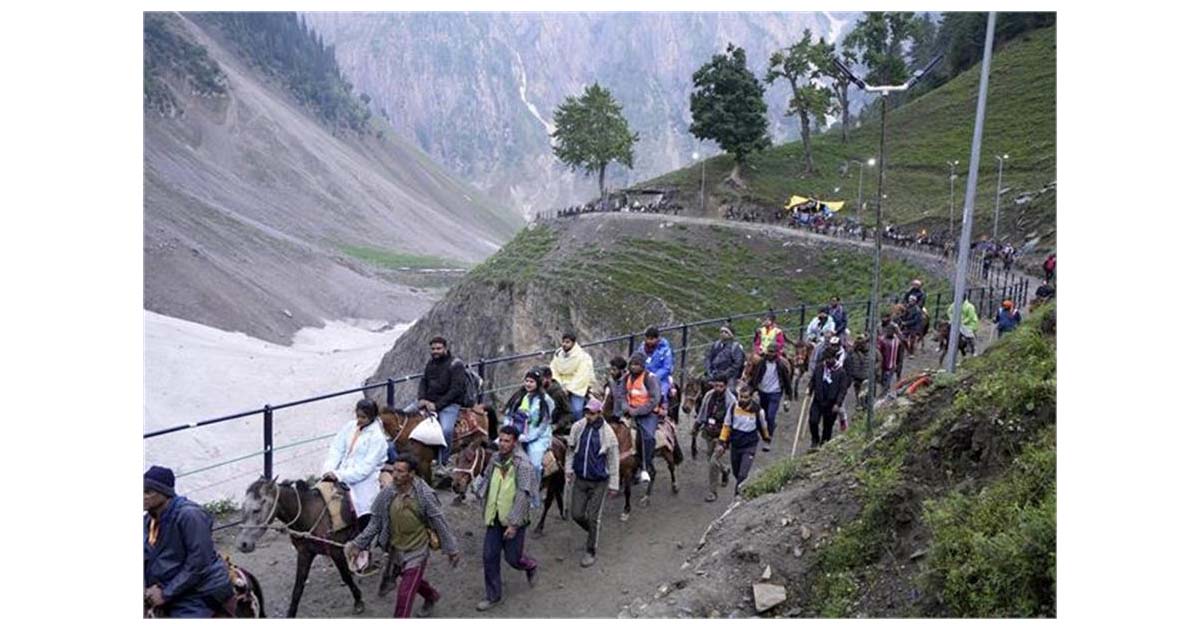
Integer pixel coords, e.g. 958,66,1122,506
144,496,232,615
830,304,849,335
995,308,1022,333
572,421,609,481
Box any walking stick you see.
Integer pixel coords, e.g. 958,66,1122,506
791,393,812,458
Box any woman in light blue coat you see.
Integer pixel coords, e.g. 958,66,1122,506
500,369,555,507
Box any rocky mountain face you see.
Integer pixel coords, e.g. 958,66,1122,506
307,12,861,218
143,13,524,342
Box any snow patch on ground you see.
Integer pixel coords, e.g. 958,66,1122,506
143,311,410,504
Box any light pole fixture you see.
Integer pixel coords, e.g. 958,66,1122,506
946,160,959,240
993,153,1009,239
830,50,943,436
849,157,876,224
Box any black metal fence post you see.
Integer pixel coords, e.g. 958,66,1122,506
627,334,636,357
386,378,396,409
799,305,807,338
933,292,942,325
263,405,273,480
679,325,690,386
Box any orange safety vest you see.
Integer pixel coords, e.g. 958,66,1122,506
625,372,650,409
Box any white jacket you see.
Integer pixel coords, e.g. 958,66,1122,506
321,419,389,517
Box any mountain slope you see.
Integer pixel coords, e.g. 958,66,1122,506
649,26,1056,250
306,12,862,216
368,213,957,403
143,13,524,342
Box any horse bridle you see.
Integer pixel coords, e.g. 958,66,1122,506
451,447,483,477
243,480,303,531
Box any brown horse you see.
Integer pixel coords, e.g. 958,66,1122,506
449,440,491,504
638,417,682,505
608,418,638,522
379,405,492,486
935,321,976,364
236,477,364,617
534,436,568,536
790,340,814,397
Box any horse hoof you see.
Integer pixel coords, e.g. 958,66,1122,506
353,601,365,615
620,512,630,522
451,495,464,506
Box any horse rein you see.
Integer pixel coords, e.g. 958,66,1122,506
451,447,483,477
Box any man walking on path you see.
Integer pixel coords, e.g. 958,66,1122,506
807,347,852,449
946,298,980,356
414,337,467,472
550,333,595,422
747,344,792,451
718,386,770,496
994,300,1022,337
346,452,461,618
565,398,621,567
692,378,735,502
877,326,904,398
473,426,539,611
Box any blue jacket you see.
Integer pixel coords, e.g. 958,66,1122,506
994,308,1022,332
572,421,609,481
144,496,232,614
830,304,848,335
643,339,674,393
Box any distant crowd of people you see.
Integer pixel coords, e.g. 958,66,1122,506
545,199,683,219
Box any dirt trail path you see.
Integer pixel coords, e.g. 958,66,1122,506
211,220,1038,618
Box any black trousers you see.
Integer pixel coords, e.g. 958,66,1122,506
808,401,838,447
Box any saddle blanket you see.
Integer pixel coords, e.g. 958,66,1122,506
315,480,354,533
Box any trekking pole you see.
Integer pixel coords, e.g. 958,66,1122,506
790,393,812,458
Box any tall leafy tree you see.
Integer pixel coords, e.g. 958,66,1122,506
689,43,771,180
767,30,835,174
829,46,858,144
843,11,919,86
550,83,639,205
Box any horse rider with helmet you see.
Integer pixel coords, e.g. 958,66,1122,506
144,465,235,618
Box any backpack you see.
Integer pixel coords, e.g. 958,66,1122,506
452,358,483,406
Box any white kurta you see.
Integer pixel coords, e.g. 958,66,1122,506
321,419,389,516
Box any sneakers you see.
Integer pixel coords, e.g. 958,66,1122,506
638,470,651,483
526,566,539,588
580,553,596,568
475,599,498,612
705,492,718,503
762,444,771,452
721,469,730,487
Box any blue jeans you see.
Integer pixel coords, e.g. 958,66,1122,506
569,394,586,422
759,390,783,438
437,404,461,464
634,414,658,478
482,524,537,603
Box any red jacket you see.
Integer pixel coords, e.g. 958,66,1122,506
878,336,903,372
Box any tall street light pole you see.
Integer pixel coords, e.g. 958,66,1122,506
993,153,1009,239
832,51,943,436
946,12,998,374
946,160,959,240
849,157,876,224
692,150,705,213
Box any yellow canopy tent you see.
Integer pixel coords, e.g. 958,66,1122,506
786,196,846,212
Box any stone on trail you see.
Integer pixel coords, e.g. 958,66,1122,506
800,525,812,540
761,565,772,581
792,545,803,559
753,583,788,613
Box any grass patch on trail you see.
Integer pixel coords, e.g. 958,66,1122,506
741,457,803,500
467,224,557,284
340,244,468,270
922,427,1056,617
203,497,239,519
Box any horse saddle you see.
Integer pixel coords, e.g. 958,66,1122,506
452,407,489,448
220,557,260,618
642,420,677,453
315,481,356,533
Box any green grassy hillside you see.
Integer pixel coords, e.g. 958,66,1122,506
648,26,1056,246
